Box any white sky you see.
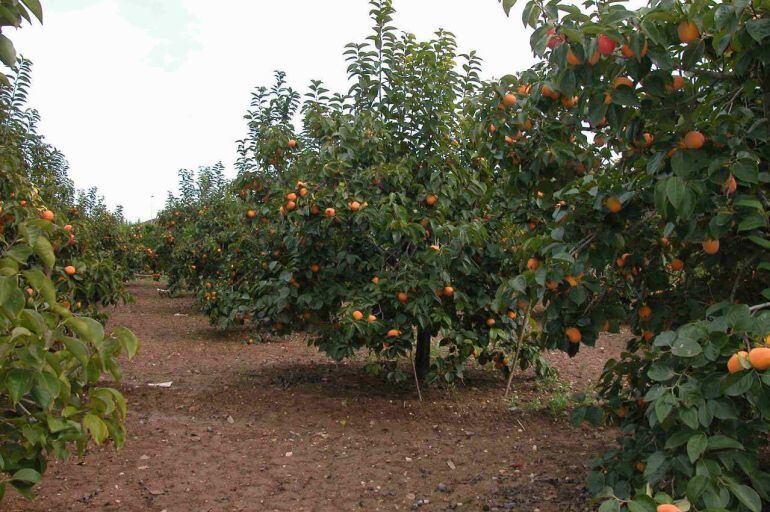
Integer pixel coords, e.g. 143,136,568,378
13,0,536,221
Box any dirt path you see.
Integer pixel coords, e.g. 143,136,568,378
7,281,626,512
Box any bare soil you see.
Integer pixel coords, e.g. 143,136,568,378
7,280,627,512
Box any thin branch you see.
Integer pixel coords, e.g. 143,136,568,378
505,306,532,398
749,302,770,313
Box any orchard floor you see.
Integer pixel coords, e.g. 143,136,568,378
8,280,628,512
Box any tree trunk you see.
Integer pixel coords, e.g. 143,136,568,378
415,327,431,381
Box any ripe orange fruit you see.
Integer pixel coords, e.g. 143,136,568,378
597,34,616,55
288,139,298,148
386,329,401,338
310,204,320,215
639,305,652,320
41,210,55,221
666,75,686,92
526,258,540,271
367,314,377,323
325,208,336,218
426,194,438,206
702,239,720,254
64,266,76,276
64,224,73,231
502,93,517,107
621,40,648,59
727,351,749,374
397,292,408,304
677,21,699,44
546,280,559,290
588,50,600,65
612,76,634,89
285,201,297,211
310,264,320,273
642,331,654,342
605,197,622,213
371,276,380,285
507,311,517,320
566,327,582,344
564,275,579,287
640,133,654,148
246,210,257,218
657,505,681,512
749,347,770,371
352,310,364,321
566,49,582,66
560,96,578,108
489,123,496,135
286,192,298,202
486,318,496,327
443,286,454,297
668,259,684,272
682,131,705,149
765,333,770,347
349,201,361,211
299,187,309,197
429,244,440,252
518,84,531,95
541,85,560,100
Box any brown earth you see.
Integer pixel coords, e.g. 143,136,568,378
7,280,627,512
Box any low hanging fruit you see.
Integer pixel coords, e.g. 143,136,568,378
352,310,364,321
748,347,770,371
425,194,438,206
526,257,540,271
502,93,517,107
64,265,76,276
397,292,408,303
727,351,749,373
566,327,582,344
605,197,622,213
325,208,336,218
657,505,681,512
702,239,720,254
41,210,55,221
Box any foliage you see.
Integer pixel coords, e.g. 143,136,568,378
0,2,140,501
491,0,770,509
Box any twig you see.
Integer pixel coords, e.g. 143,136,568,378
411,349,423,402
505,307,532,398
749,302,770,313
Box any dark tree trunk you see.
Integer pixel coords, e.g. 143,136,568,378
415,327,431,381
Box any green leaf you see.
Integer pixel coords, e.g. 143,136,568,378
112,327,139,359
21,0,43,22
747,236,770,250
83,413,108,444
627,496,657,512
0,34,16,67
666,177,686,209
746,19,770,43
728,482,762,512
11,468,41,484
598,499,621,512
687,432,708,462
5,368,33,404
33,235,55,269
707,435,743,451
58,335,90,366
671,337,702,357
686,474,709,501
65,317,105,344
502,0,517,16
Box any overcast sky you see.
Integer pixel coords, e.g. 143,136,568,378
13,0,536,221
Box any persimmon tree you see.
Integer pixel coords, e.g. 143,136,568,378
150,1,555,384
490,0,770,509
1,2,140,502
